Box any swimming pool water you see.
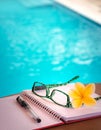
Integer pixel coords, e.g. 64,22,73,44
0,1,101,97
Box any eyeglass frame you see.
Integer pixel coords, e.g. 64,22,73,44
32,82,72,107
32,76,79,107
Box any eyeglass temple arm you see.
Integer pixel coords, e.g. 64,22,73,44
94,96,101,101
47,75,79,88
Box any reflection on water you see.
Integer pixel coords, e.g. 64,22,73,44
0,3,101,97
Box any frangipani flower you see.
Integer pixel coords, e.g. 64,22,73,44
69,82,96,108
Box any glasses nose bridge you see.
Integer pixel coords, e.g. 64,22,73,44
46,87,52,98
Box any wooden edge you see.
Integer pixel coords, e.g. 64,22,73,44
95,84,101,95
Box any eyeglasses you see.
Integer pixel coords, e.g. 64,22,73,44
32,76,79,107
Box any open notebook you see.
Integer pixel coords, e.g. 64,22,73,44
0,83,101,130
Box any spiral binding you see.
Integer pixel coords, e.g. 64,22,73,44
21,91,66,123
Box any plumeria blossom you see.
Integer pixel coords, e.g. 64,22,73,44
68,82,96,108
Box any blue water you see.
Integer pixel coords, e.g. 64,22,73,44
0,1,101,97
